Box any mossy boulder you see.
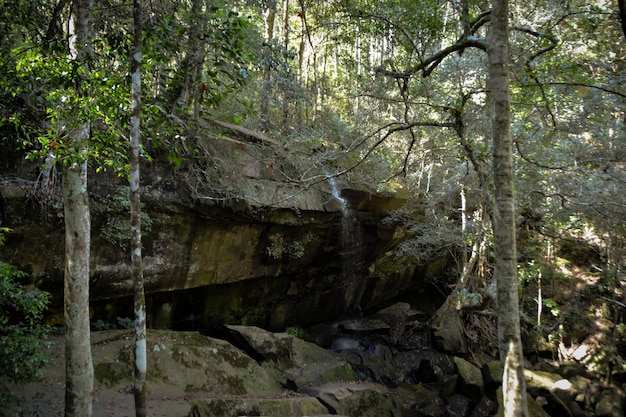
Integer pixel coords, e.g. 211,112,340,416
188,397,330,417
303,382,399,417
454,356,484,400
90,329,284,396
218,325,358,389
595,389,625,417
482,360,503,389
289,337,358,386
338,389,399,417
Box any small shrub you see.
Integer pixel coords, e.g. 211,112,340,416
0,228,52,407
285,326,309,341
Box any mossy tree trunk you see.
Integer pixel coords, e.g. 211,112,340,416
488,0,528,415
64,2,94,416
130,0,147,416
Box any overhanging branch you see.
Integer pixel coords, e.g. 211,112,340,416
333,120,456,179
520,82,626,99
376,39,488,80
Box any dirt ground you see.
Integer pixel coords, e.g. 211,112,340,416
4,334,193,417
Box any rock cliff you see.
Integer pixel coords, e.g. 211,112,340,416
1,151,448,330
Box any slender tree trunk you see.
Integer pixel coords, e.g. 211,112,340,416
167,0,204,115
618,0,626,40
297,2,318,126
261,0,277,131
189,0,204,118
281,0,290,128
64,3,94,416
130,0,147,416
488,0,528,416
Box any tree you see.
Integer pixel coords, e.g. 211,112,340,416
260,0,277,130
617,0,626,37
130,0,147,415
63,1,94,416
488,0,528,415
1,1,624,413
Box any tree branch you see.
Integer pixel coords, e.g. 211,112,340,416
376,38,488,79
333,120,455,179
519,81,626,99
511,26,559,63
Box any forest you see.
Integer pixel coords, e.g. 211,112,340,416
1,0,625,416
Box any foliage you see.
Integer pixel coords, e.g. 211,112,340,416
0,228,52,398
0,0,625,379
285,325,310,341
456,288,483,310
91,317,134,331
0,0,261,178
100,186,153,251
383,191,465,262
265,234,306,261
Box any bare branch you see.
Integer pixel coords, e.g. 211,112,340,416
333,120,455,179
519,82,626,99
200,118,280,145
376,38,488,80
511,26,559,63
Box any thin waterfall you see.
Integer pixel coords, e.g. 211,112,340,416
323,169,358,280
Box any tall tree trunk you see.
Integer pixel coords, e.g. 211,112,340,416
167,0,204,115
62,130,93,417
64,3,94,416
261,0,277,131
188,0,204,118
281,0,291,128
618,0,626,40
130,0,147,416
488,0,528,416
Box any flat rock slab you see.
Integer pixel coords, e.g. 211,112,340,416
188,396,330,417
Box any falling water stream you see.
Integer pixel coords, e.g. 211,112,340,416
324,169,359,281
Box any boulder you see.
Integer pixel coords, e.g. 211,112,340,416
368,302,412,343
431,298,467,354
117,330,283,396
469,396,498,417
187,396,330,417
454,357,484,401
446,393,474,417
595,388,625,417
338,388,400,417
7,329,293,417
481,360,503,389
524,369,576,417
303,381,398,416
358,352,405,385
392,349,456,385
217,325,359,389
287,337,359,388
222,325,294,364
391,383,448,417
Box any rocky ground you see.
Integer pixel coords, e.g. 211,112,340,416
4,301,626,417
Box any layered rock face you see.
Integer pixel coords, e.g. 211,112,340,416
1,159,447,331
